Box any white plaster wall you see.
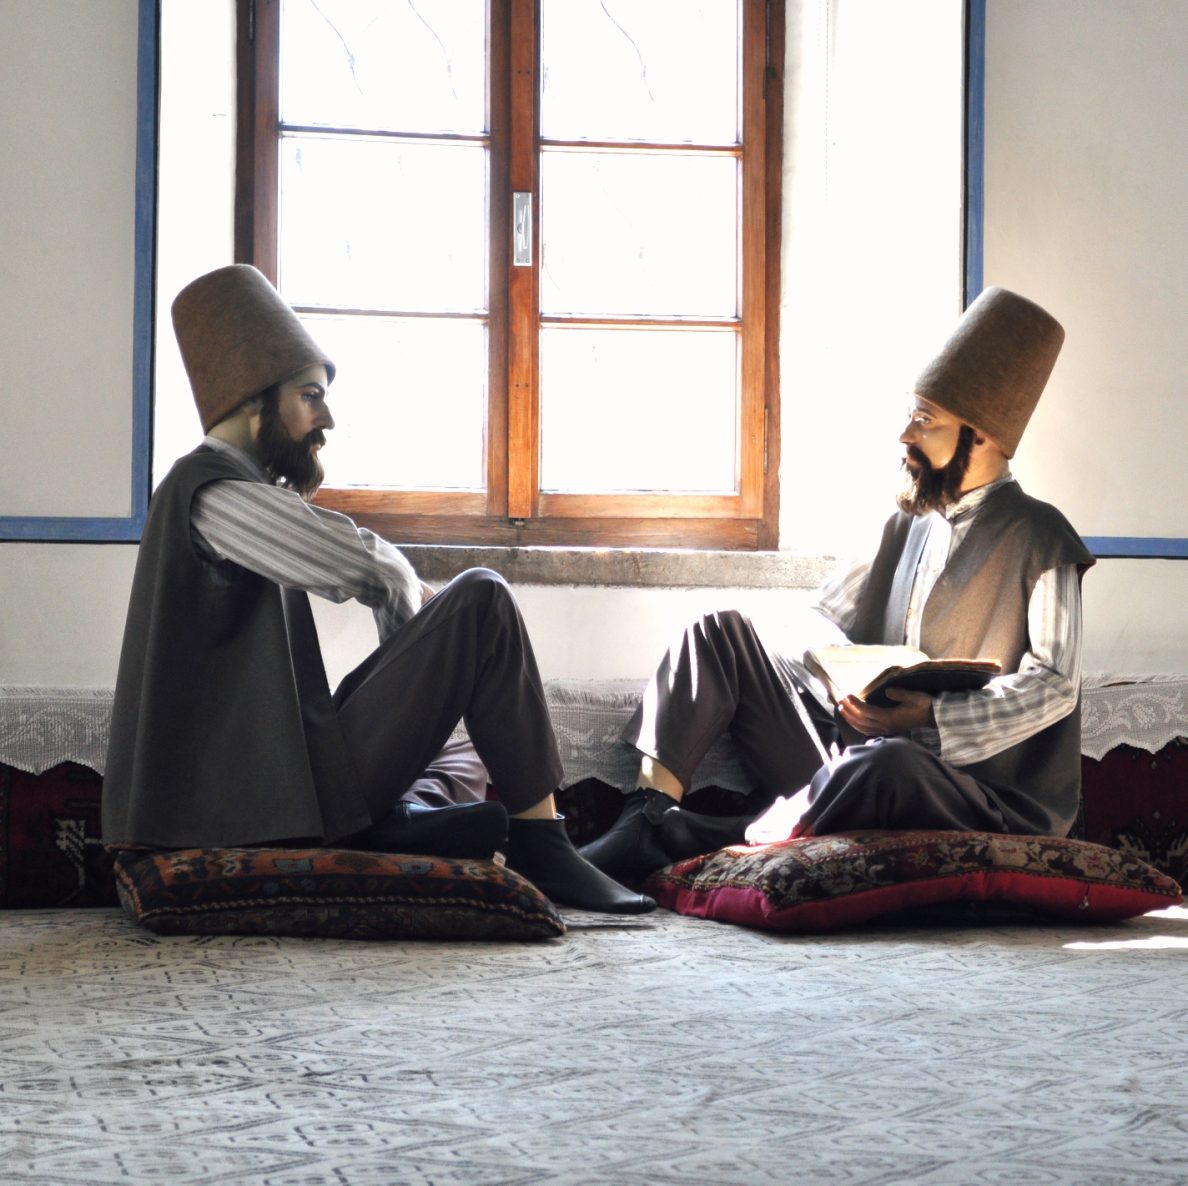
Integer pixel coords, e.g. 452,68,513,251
985,0,1187,538
1080,560,1188,676
780,0,966,558
0,0,139,517
0,544,138,686
152,0,238,485
0,0,231,690
983,0,1188,676
310,584,827,692
1,0,1185,690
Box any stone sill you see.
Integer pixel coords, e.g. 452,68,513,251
404,545,836,590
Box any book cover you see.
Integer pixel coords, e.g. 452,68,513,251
803,645,1001,708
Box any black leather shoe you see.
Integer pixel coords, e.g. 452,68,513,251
577,788,677,882
346,800,509,860
507,816,656,914
658,808,755,862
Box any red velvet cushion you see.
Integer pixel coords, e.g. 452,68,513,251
644,830,1183,933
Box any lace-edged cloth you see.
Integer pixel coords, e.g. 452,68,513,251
2,676,1185,777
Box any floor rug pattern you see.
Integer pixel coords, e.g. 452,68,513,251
2,906,1187,1185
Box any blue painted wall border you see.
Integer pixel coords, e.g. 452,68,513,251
1084,539,1188,560
0,0,156,543
963,0,985,309
964,1,1183,562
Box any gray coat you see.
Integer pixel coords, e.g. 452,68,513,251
849,481,1095,835
103,447,370,849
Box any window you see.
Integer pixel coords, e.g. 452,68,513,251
237,0,783,547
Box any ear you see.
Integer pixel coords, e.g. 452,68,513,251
207,395,263,450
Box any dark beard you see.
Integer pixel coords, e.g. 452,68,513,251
897,425,976,516
257,392,325,498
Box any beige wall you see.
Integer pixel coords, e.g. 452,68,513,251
0,0,138,518
982,0,1187,674
1,0,1185,689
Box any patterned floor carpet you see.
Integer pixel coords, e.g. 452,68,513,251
2,905,1186,1185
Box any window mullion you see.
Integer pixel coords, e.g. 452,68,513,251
739,0,768,518
486,0,512,519
236,0,280,278
505,0,540,521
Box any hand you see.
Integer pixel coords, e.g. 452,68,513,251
838,687,935,738
420,581,436,605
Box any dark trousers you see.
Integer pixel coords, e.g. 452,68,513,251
332,568,563,819
794,737,1008,834
627,610,1010,836
625,610,831,796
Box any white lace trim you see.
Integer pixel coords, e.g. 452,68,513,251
0,687,117,777
1080,673,1188,761
2,676,1184,779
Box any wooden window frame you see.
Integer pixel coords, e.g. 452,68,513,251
236,0,783,549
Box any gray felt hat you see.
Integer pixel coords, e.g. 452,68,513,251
913,287,1065,457
171,264,336,432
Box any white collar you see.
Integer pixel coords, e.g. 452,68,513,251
944,473,1014,522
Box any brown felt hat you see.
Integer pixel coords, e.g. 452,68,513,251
171,264,336,432
913,287,1064,457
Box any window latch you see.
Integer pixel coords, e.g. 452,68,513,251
513,192,533,267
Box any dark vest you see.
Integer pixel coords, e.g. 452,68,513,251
103,447,371,848
850,482,1095,836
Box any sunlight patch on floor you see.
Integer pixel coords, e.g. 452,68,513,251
1063,904,1188,951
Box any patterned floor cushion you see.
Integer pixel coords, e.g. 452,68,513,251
644,830,1184,933
114,847,565,941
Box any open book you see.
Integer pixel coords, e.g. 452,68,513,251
803,645,1001,708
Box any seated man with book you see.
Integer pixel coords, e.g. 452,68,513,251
581,288,1097,883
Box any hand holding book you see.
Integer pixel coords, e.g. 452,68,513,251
803,645,1001,709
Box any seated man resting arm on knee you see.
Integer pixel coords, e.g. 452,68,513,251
103,264,653,915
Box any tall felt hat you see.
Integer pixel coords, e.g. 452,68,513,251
171,264,336,432
913,287,1065,457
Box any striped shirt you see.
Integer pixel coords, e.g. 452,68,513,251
812,476,1083,766
190,437,422,643
189,446,1080,768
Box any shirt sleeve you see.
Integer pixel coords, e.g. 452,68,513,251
811,555,871,643
926,563,1083,766
191,478,422,642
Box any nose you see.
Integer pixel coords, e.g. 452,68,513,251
899,420,916,445
317,403,335,431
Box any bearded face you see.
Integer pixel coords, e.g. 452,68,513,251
897,424,976,516
257,388,326,498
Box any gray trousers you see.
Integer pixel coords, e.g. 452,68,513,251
332,569,563,819
626,610,1010,836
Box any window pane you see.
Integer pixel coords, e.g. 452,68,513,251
304,315,486,491
541,150,738,318
540,0,740,144
279,136,487,313
279,0,486,135
539,327,737,494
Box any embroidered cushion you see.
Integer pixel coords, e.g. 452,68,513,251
114,847,565,941
644,830,1183,932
